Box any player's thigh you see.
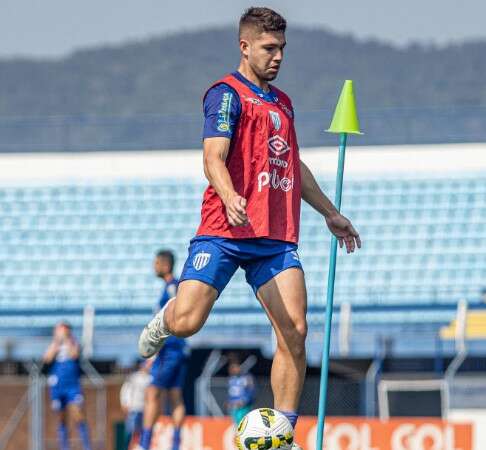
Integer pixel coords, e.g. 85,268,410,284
256,267,308,343
175,239,238,328
171,280,218,329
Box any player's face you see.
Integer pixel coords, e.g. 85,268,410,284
243,31,286,81
54,324,70,341
154,256,171,278
229,362,241,376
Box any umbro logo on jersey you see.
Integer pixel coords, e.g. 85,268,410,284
269,111,281,131
243,95,263,105
193,252,211,271
268,135,290,156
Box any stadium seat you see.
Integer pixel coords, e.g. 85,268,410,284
1,175,486,327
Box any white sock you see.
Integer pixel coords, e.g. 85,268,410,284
159,297,175,336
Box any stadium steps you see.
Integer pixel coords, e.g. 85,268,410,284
1,175,486,329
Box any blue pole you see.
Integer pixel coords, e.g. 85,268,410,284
315,132,347,450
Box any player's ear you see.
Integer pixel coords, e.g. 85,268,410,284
239,38,250,57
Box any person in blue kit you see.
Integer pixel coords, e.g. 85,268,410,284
43,321,92,450
136,250,188,450
227,353,255,426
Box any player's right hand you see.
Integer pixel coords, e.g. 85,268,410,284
225,194,249,227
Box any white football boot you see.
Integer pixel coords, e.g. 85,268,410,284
291,443,303,450
138,298,173,358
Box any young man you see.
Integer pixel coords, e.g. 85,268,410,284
43,322,92,450
139,7,360,447
136,250,188,450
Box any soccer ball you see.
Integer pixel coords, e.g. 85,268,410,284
235,408,294,450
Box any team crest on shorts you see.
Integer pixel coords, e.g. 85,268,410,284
193,252,211,271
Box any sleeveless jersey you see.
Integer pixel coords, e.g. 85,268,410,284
196,74,301,243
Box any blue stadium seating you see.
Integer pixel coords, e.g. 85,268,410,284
0,175,485,330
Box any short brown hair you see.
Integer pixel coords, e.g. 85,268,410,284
156,249,175,272
239,7,286,38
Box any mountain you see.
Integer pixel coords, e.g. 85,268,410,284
0,26,485,151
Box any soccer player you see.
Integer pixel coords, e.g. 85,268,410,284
136,250,188,450
227,353,255,425
139,7,361,447
43,322,92,450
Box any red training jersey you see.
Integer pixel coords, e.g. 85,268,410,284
196,74,301,243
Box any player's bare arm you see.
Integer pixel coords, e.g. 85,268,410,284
43,341,59,363
300,160,361,253
203,136,248,227
66,338,80,359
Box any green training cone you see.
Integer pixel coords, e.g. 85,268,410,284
326,80,362,134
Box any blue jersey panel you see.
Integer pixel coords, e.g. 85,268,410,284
158,278,178,310
48,343,81,388
228,374,255,407
202,72,282,141
50,359,80,387
203,83,241,139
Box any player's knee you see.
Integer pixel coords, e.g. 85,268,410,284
296,320,308,341
170,314,203,337
293,321,308,354
278,320,307,355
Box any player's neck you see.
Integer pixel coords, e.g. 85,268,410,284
163,273,174,283
237,65,270,93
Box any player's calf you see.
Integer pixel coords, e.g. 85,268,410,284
166,307,207,337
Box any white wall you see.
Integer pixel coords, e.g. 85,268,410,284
0,143,485,185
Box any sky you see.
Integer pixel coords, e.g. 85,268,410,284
2,0,486,58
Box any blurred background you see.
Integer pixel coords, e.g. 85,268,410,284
0,1,485,449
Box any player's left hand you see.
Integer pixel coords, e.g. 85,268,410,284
325,213,361,253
